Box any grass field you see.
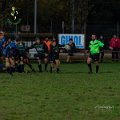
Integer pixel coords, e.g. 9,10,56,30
0,62,120,120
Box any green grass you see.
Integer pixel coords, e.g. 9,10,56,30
0,63,120,120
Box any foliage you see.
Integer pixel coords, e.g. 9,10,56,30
0,0,120,33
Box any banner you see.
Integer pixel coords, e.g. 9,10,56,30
59,34,85,49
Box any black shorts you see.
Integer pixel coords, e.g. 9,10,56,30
34,53,45,60
68,50,74,56
15,52,27,60
49,54,59,62
89,53,100,61
44,53,49,58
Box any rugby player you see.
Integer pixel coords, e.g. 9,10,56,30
87,35,104,73
28,37,48,72
3,38,17,75
16,38,35,73
49,39,61,73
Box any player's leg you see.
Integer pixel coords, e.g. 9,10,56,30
34,53,42,72
37,56,42,72
94,61,99,73
55,59,60,73
49,54,54,73
19,56,24,73
44,54,48,71
66,54,70,63
24,58,35,72
50,60,54,73
15,55,19,72
112,49,115,61
5,57,10,73
115,48,119,62
94,54,100,73
87,56,92,73
10,57,16,72
0,55,5,71
7,57,15,75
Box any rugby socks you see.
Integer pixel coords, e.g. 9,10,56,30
11,67,15,72
27,63,35,72
45,63,48,71
57,68,59,73
88,64,92,73
15,63,19,72
96,65,99,73
50,67,52,73
20,64,24,73
38,64,42,72
7,67,13,75
17,64,23,73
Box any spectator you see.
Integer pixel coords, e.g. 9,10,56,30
109,35,120,62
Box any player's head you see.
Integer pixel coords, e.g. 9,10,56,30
16,38,21,44
52,39,57,46
69,38,73,42
35,37,40,44
92,35,96,40
2,41,7,48
0,31,4,34
69,38,73,44
45,37,49,42
100,35,103,39
7,37,12,43
0,31,4,40
113,34,117,38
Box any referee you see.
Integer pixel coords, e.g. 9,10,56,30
87,35,104,73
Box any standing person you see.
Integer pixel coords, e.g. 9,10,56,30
43,37,51,71
99,35,105,63
109,35,119,62
66,39,76,63
49,39,61,73
87,35,104,74
28,37,48,72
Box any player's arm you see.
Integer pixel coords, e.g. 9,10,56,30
27,44,35,50
58,44,64,47
109,39,113,50
43,43,48,53
98,41,104,47
49,45,53,56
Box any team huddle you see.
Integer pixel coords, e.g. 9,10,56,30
0,31,62,75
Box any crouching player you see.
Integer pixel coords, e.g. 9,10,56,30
87,35,104,73
28,38,48,72
16,38,35,73
3,40,17,75
49,40,61,73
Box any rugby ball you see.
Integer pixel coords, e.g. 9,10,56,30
65,45,71,51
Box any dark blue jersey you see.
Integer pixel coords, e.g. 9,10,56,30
3,41,16,57
0,37,6,55
0,37,6,49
